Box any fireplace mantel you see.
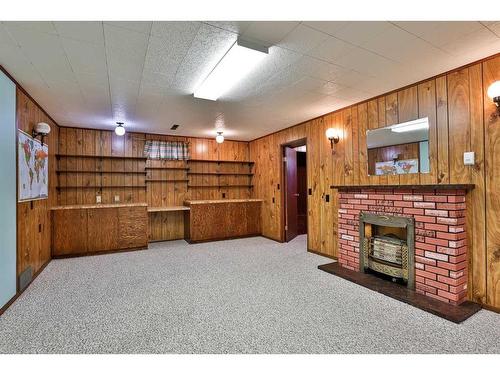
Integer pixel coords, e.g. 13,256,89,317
330,184,474,191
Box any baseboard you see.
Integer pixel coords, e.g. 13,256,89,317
482,303,500,314
0,259,51,317
52,246,148,259
186,234,262,244
261,234,283,243
308,249,338,260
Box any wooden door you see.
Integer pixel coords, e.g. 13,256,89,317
87,208,119,252
285,147,298,242
52,209,88,256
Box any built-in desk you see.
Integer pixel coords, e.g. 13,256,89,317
183,199,262,243
51,203,148,257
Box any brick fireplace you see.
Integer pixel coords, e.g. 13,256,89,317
337,187,468,305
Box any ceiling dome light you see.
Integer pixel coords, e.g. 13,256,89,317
215,132,224,144
115,122,125,136
487,81,500,107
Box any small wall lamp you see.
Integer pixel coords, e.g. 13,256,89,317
325,128,340,153
32,122,51,145
487,80,500,114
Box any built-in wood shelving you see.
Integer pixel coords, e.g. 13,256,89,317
188,185,254,188
188,159,254,165
145,166,189,170
56,154,147,160
57,185,146,189
146,179,189,183
57,170,146,174
187,172,254,176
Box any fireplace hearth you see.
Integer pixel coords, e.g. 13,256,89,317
359,212,415,289
337,187,468,305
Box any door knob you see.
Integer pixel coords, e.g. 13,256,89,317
294,193,300,197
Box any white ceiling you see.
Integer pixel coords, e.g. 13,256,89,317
1,21,499,140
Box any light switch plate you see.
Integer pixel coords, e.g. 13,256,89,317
96,195,102,203
114,195,120,202
464,152,475,166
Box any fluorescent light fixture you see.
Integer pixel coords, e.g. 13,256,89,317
391,117,429,133
194,38,269,101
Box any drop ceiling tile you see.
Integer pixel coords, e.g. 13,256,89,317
60,37,107,78
0,43,47,90
278,24,330,54
332,21,393,46
104,23,149,60
172,24,237,93
0,23,17,45
393,21,484,47
5,26,76,81
151,21,201,41
302,21,351,36
3,21,57,34
54,21,104,44
485,22,500,37
242,21,300,45
441,27,500,57
290,56,348,82
105,21,152,34
308,36,358,65
144,33,192,73
203,21,251,34
107,47,145,83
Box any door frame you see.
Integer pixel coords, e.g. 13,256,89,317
280,138,307,242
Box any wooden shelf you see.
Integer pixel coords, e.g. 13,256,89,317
145,179,189,182
187,172,254,176
188,185,254,188
148,206,190,213
56,154,147,160
57,170,146,174
145,166,189,170
57,185,146,189
188,159,254,165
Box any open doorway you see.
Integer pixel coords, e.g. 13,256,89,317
282,140,307,242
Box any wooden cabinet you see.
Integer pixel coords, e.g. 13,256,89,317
184,199,262,243
52,209,88,256
87,208,119,252
51,204,148,257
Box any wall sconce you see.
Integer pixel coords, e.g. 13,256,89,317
487,80,500,113
325,128,340,153
32,122,51,145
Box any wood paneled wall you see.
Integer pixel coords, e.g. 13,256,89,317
250,54,500,309
57,128,251,241
16,89,59,281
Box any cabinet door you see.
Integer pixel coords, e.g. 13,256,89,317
118,207,147,249
52,209,88,256
87,208,119,252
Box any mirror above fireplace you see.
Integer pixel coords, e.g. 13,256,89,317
366,117,430,176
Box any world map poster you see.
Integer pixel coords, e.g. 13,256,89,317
18,130,49,201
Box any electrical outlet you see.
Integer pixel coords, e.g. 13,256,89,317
463,152,475,166
96,195,102,203
114,195,120,203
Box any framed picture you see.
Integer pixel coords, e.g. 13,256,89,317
18,129,49,202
